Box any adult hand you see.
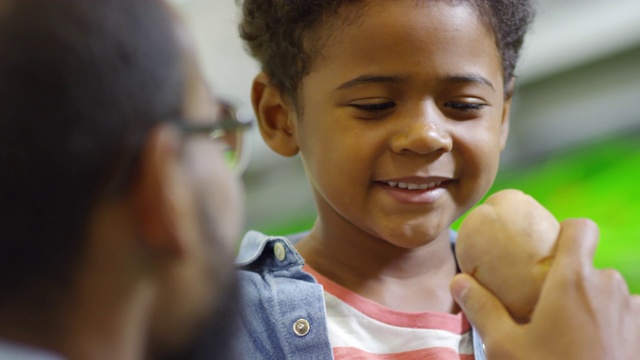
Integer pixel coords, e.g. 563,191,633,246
451,218,640,360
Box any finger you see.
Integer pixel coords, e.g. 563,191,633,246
450,273,515,339
601,268,631,296
538,219,599,308
632,294,640,311
551,218,599,275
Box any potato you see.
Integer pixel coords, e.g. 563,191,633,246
455,189,560,323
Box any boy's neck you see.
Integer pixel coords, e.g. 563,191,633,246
296,219,459,313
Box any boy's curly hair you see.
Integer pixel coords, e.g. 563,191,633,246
239,0,534,102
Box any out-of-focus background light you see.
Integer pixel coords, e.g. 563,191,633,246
171,0,640,293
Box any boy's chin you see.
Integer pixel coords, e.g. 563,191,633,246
376,226,451,249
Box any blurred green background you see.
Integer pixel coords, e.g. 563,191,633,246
256,133,640,294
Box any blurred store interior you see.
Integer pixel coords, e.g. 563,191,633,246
170,0,640,292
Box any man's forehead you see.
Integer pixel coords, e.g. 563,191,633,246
183,64,223,123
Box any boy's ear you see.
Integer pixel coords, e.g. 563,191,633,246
251,72,299,157
131,124,190,258
499,78,516,151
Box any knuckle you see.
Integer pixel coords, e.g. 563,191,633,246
601,269,629,294
483,332,520,359
631,294,640,310
550,263,586,290
464,287,490,314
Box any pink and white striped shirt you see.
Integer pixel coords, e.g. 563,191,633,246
305,265,474,360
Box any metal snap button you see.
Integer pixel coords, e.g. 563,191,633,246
293,318,310,336
274,242,286,261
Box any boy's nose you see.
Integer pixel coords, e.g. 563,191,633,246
389,119,453,156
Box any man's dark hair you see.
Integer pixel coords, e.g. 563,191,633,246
238,0,534,102
0,0,184,307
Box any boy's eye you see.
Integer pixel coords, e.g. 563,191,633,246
349,100,396,112
444,101,487,111
443,100,488,120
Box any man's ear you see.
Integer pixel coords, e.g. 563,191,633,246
500,78,515,151
130,124,190,258
251,72,299,157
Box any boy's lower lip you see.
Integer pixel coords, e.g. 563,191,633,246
375,181,449,204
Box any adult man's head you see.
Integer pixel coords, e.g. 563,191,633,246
0,0,244,358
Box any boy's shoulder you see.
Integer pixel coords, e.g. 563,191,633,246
234,229,325,322
234,231,334,360
235,230,319,293
235,230,306,268
236,228,458,267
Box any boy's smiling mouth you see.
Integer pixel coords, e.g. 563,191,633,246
374,176,455,204
377,176,452,188
375,176,454,205
375,176,453,204
384,181,442,190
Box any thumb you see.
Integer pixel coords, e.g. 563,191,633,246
450,273,516,340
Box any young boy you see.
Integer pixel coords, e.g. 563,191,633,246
235,0,536,359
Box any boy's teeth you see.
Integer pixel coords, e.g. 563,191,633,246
386,181,442,190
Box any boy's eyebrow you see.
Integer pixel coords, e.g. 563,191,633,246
335,74,409,91
334,73,495,91
444,74,495,90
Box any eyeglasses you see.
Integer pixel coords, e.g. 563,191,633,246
176,100,254,174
